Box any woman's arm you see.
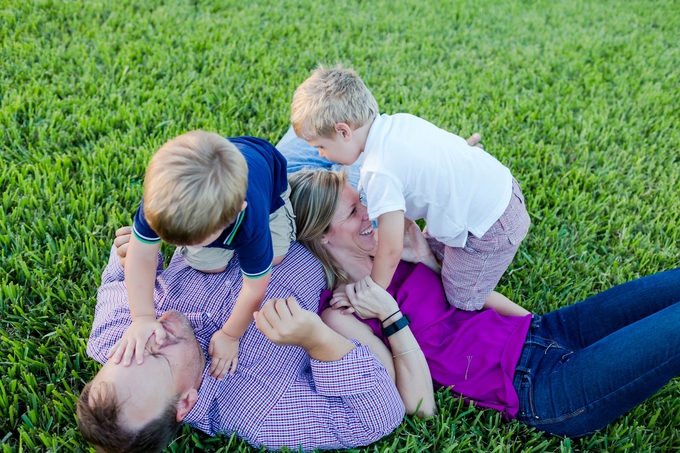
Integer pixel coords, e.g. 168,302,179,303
336,276,436,417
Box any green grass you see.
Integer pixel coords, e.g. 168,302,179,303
1,0,679,451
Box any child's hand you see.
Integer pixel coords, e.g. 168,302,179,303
208,330,240,380
108,316,166,366
330,287,354,314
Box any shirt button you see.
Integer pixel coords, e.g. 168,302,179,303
534,416,540,420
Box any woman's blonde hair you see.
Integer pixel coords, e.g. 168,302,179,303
288,170,349,289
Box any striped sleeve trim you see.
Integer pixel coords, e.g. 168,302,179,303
224,210,245,245
132,226,162,244
242,264,272,279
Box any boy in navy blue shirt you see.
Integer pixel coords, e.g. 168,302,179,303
108,131,296,380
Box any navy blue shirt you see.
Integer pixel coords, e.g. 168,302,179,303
133,136,288,278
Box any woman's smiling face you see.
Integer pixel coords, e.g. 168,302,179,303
322,184,377,259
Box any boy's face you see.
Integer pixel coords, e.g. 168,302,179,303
306,123,363,166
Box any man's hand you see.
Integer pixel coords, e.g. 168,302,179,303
114,226,133,267
254,297,322,348
254,297,356,362
108,315,166,366
208,330,240,380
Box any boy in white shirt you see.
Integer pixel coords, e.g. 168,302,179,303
290,66,531,314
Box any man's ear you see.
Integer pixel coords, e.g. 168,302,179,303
335,123,353,142
241,201,248,211
176,388,198,422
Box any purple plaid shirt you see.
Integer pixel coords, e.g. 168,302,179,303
87,242,405,451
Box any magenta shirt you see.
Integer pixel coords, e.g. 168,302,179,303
320,261,531,419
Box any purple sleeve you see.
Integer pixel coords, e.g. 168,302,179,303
132,200,161,244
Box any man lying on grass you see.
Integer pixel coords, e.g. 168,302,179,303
76,228,405,453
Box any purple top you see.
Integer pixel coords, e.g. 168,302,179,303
88,243,405,451
320,261,531,419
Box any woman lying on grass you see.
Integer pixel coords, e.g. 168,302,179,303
288,168,680,437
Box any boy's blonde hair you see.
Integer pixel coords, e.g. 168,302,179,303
291,66,379,140
143,131,248,245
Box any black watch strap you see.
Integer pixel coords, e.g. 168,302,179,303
382,314,411,337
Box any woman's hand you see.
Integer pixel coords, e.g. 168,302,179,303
401,220,441,274
344,276,399,321
467,132,483,148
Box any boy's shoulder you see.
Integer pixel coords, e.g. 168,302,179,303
226,136,287,177
368,113,452,151
227,136,279,157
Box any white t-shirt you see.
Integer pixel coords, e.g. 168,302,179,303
358,113,513,248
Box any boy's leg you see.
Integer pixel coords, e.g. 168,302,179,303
269,183,297,263
441,179,530,310
179,246,233,273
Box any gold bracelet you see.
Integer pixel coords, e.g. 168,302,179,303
392,348,421,358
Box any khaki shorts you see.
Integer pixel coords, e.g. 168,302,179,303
179,184,296,272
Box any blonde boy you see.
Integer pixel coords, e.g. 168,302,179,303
291,67,530,315
108,131,296,379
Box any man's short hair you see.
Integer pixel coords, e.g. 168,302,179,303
77,381,181,453
291,65,379,140
144,131,248,245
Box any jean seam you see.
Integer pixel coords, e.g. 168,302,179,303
530,352,679,427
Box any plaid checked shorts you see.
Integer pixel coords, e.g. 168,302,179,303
427,179,530,310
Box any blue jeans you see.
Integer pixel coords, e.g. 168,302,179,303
513,267,680,437
276,126,362,189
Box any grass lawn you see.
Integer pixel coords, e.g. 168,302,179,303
1,0,679,451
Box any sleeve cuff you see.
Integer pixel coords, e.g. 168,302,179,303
310,341,381,396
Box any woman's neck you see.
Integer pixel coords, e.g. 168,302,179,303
336,252,374,283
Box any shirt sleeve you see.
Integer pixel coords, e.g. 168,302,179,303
132,199,162,244
87,247,133,363
255,342,405,450
236,227,274,278
362,170,406,221
309,343,405,446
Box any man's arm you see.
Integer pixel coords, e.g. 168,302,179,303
254,297,405,450
371,210,405,288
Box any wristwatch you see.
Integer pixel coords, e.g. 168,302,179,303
381,314,411,337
